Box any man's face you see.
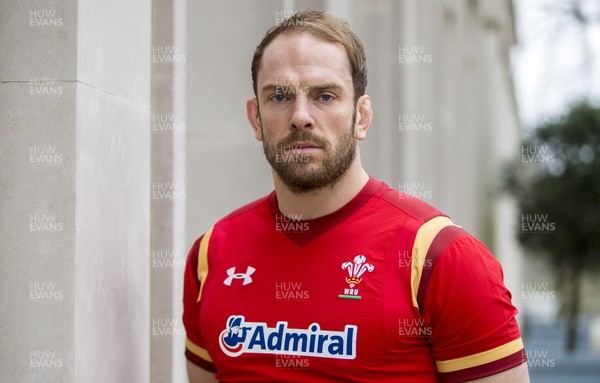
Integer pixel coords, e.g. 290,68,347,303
252,33,358,194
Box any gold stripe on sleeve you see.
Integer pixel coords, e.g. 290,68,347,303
436,337,524,373
186,337,213,362
196,226,214,303
410,216,456,310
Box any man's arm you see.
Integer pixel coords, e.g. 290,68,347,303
184,235,218,383
417,231,529,381
187,361,218,383
467,362,530,383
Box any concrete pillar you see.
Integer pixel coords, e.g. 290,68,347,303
151,0,187,382
0,1,77,381
0,0,152,382
75,0,152,380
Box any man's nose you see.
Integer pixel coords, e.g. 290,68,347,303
289,95,314,130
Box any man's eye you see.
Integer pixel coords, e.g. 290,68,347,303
319,94,333,102
272,94,287,102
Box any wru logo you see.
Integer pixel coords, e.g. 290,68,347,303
342,255,374,287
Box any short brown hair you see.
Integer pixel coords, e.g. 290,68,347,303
251,10,367,104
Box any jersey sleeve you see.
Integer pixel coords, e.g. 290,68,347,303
423,233,526,382
182,234,217,373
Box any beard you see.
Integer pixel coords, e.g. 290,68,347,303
261,111,357,195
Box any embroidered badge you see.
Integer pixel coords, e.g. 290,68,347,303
339,255,374,300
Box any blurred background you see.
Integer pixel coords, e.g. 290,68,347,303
1,0,599,382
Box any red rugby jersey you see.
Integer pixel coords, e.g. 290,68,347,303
183,177,526,382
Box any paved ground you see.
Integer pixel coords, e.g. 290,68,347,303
523,317,600,383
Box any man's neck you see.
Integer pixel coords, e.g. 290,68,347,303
273,162,370,220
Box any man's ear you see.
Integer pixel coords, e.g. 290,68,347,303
246,97,263,141
354,95,372,141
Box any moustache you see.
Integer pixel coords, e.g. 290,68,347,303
275,132,328,149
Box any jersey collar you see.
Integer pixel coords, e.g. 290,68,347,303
269,176,382,247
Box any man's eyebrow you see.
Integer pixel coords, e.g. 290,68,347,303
260,84,280,93
311,83,344,93
260,82,345,93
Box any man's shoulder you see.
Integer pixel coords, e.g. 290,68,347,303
189,193,272,252
213,192,273,228
373,180,445,224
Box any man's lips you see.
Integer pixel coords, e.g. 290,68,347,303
287,142,321,149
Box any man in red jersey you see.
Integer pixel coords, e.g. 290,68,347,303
183,10,530,383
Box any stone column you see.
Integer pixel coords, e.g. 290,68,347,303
0,0,152,382
151,0,188,382
0,1,77,381
74,0,151,380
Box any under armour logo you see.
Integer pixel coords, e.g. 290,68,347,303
223,266,256,286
